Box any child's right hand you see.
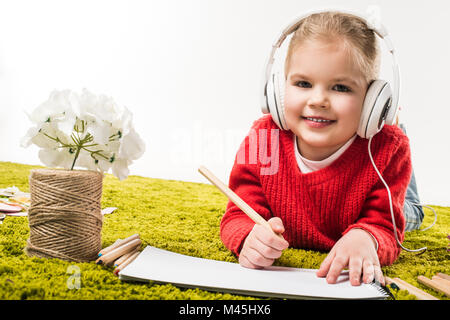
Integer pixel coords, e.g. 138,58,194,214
239,217,289,269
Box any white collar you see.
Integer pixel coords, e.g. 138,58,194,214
294,135,357,173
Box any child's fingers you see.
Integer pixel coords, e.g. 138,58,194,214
239,253,262,269
239,228,281,269
239,221,288,269
245,245,275,267
374,263,385,286
325,255,349,284
316,250,335,278
362,259,374,284
252,239,284,259
254,224,288,251
349,257,363,286
363,262,384,285
268,217,285,234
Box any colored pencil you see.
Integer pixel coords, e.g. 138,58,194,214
98,238,122,257
98,234,140,256
113,248,138,267
96,238,141,265
114,251,140,276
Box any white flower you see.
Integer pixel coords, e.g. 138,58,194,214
20,127,40,148
21,89,146,180
77,151,103,172
112,158,131,181
118,127,146,160
86,121,111,146
38,148,74,169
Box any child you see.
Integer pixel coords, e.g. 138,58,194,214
220,11,418,287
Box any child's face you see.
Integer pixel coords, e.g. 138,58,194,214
284,39,368,161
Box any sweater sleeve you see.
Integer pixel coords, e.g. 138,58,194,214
220,127,274,256
343,132,412,266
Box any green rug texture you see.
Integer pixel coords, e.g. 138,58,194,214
0,161,448,300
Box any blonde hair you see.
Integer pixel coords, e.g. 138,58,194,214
284,11,380,84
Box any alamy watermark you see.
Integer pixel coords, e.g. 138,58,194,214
169,122,280,175
236,128,280,175
66,265,81,289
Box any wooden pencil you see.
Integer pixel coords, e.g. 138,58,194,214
98,238,122,257
431,276,450,291
384,276,439,300
198,165,282,238
96,238,141,265
114,251,140,276
104,243,140,267
432,275,450,289
113,248,138,267
436,272,450,281
418,275,450,298
98,234,140,256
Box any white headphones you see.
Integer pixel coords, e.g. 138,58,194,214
261,8,401,139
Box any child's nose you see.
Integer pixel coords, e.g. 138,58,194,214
307,87,330,109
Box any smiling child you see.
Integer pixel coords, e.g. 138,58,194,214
220,11,414,286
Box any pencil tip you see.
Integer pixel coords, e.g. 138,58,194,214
98,253,102,257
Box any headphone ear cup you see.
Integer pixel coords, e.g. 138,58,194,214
358,80,393,139
272,71,288,130
264,73,278,124
384,93,400,126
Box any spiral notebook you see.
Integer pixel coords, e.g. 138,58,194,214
118,246,391,300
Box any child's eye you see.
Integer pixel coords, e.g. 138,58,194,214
333,84,351,92
296,81,312,88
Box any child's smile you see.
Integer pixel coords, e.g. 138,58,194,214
301,116,336,128
284,38,368,161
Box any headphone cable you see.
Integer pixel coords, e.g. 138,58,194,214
413,203,437,232
367,137,428,253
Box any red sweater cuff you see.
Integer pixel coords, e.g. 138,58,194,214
220,218,255,256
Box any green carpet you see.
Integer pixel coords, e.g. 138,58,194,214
0,161,448,300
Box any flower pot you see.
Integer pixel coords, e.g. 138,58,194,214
25,169,103,262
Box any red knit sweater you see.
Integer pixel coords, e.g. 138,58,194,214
220,115,412,266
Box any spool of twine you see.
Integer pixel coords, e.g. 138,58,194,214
26,169,103,262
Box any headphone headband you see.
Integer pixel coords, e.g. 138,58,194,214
262,8,401,129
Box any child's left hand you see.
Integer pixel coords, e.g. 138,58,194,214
316,228,384,286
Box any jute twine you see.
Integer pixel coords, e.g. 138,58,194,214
25,169,103,262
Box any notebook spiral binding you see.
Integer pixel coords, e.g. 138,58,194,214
372,279,395,300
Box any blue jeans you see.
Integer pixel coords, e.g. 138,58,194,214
400,124,424,231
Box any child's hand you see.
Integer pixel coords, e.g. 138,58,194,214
239,217,289,269
316,228,384,286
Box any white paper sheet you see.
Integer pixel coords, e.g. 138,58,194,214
118,246,388,300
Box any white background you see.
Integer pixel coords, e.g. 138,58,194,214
0,0,449,206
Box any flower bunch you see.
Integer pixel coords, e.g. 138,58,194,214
21,89,145,180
